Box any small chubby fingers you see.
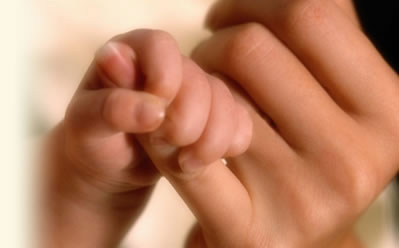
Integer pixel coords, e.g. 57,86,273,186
150,57,212,147
95,41,137,89
224,102,253,157
66,88,167,139
178,75,237,172
115,29,183,103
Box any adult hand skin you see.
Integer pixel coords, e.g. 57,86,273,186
154,1,399,247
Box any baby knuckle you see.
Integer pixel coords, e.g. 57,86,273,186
202,142,225,164
102,90,124,129
145,29,178,48
165,118,198,146
170,133,195,147
64,99,80,128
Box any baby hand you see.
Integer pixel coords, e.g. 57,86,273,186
64,29,252,190
44,29,252,247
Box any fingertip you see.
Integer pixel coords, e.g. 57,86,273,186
134,95,167,132
178,149,206,174
177,75,236,171
150,57,213,148
225,103,253,157
102,89,167,134
136,99,166,131
144,53,183,105
96,41,137,88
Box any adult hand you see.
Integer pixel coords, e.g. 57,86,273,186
156,1,399,247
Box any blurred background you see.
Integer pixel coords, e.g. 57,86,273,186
1,0,396,247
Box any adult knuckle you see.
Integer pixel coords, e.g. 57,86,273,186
335,150,378,212
244,226,270,248
369,116,399,170
275,0,328,32
387,105,399,145
315,132,378,214
223,23,268,70
393,120,399,156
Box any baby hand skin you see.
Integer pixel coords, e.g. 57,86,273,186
42,29,252,248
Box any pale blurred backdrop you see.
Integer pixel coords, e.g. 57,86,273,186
30,0,397,247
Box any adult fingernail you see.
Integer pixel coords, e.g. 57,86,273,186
178,151,204,173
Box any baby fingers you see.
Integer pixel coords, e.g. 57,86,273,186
66,88,167,139
149,57,212,147
95,41,137,89
178,75,252,173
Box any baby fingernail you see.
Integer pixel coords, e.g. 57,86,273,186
97,42,120,63
178,152,204,173
136,98,166,128
150,133,169,146
96,41,137,88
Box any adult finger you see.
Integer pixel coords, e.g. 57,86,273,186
205,0,399,117
205,0,360,29
136,133,252,247
192,23,349,150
